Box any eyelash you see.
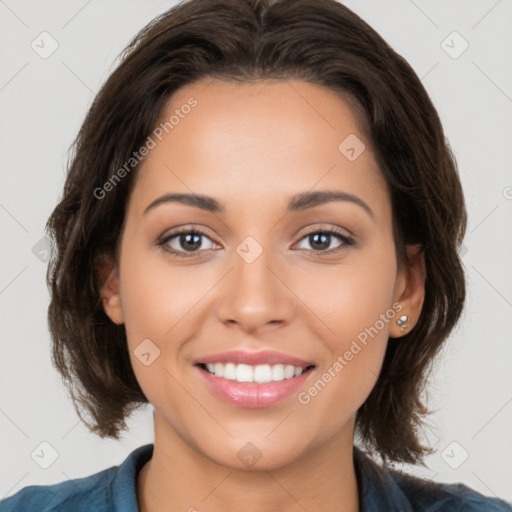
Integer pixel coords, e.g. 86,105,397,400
157,227,355,259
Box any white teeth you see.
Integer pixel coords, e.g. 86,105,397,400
271,364,285,381
284,365,295,379
214,362,224,378
224,362,237,380
202,362,309,383
254,364,272,383
236,364,253,382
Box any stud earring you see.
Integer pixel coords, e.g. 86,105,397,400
397,314,409,332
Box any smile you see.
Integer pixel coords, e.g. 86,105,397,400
194,351,316,407
199,362,313,383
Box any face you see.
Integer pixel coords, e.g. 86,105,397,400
101,78,424,470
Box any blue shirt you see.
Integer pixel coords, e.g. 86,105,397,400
1,443,510,511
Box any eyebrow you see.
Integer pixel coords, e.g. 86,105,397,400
143,190,373,219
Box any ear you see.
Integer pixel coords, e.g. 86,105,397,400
389,244,426,338
98,257,124,325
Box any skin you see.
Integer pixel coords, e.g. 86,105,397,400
100,78,425,512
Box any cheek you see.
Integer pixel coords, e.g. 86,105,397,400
294,244,397,407
331,270,397,343
295,240,398,343
118,242,208,343
117,241,219,402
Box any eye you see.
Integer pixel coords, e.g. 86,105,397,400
294,229,354,254
157,227,355,259
157,228,217,258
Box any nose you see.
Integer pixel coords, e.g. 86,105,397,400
215,241,296,334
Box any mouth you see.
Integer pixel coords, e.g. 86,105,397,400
193,351,316,408
196,362,316,384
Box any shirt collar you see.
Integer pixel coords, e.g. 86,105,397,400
354,445,413,511
112,443,154,512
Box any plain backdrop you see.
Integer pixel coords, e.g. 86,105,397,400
1,0,511,503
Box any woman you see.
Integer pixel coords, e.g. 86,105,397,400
1,0,510,510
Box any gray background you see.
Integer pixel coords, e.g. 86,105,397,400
1,0,511,503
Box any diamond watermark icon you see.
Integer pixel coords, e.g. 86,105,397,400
31,236,52,263
236,442,262,467
441,441,469,469
134,338,161,366
338,134,365,161
236,236,263,264
31,441,59,469
441,31,469,60
31,31,59,59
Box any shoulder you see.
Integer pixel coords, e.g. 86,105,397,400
0,466,115,512
353,446,512,511
390,467,512,511
0,443,153,512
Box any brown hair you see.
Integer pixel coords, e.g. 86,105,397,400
46,0,466,465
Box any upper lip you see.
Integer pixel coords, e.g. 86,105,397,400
195,350,315,368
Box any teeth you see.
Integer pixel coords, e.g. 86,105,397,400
203,362,308,383
236,363,253,382
224,362,236,380
214,362,223,378
272,364,285,381
254,364,272,383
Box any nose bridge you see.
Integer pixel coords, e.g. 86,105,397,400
215,232,295,332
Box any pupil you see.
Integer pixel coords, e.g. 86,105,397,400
181,233,201,251
310,233,330,250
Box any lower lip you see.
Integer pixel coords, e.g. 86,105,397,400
195,366,313,408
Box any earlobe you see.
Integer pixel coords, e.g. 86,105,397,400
99,260,125,325
390,244,426,338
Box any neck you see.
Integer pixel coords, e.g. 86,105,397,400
137,413,360,512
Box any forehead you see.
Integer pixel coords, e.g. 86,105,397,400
129,78,388,217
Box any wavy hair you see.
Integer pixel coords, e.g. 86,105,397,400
46,0,466,465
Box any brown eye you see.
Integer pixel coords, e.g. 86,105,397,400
158,229,217,257
295,230,354,254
